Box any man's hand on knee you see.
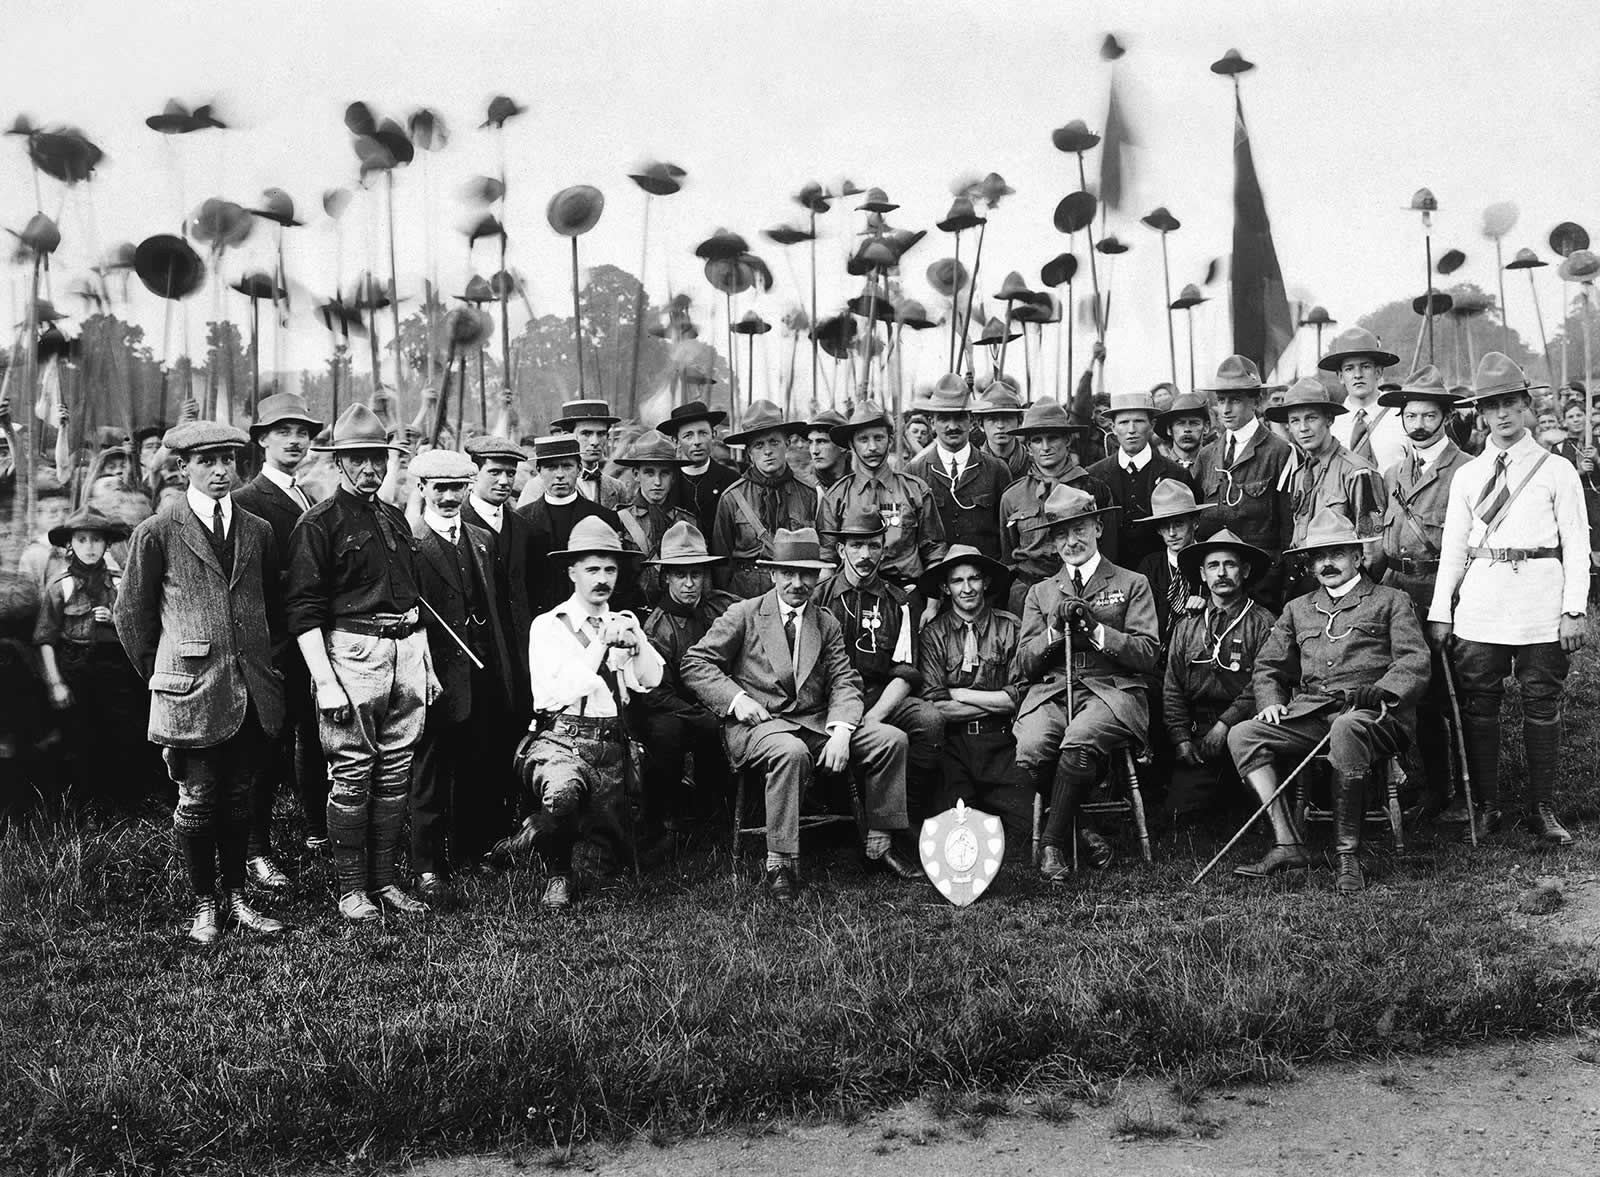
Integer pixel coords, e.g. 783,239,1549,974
1342,686,1386,712
817,727,852,774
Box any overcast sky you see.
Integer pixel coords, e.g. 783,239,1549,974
3,0,1596,407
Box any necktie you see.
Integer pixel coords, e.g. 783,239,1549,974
1071,569,1085,598
447,523,458,545
1350,409,1370,454
1125,459,1137,477
289,477,308,511
784,609,799,661
1166,563,1186,617
1474,452,1510,523
948,458,961,483
586,615,620,700
1223,433,1237,469
960,621,979,672
212,501,225,544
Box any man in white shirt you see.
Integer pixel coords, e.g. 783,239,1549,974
1429,353,1591,845
509,517,664,908
1320,327,1407,473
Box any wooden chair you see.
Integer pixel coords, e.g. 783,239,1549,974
730,765,864,879
1294,755,1406,851
1030,743,1152,866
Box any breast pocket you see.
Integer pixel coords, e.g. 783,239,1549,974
61,595,97,643
335,531,374,560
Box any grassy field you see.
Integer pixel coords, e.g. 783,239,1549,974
4,640,1600,1175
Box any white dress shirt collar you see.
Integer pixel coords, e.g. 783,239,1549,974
1324,573,1362,599
469,493,504,531
1120,444,1153,472
1227,417,1261,451
1064,551,1102,586
187,487,232,530
423,508,461,542
938,442,972,475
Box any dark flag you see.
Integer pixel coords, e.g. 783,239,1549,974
1099,74,1134,213
1228,92,1292,376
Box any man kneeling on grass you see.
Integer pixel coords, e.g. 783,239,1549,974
681,527,921,901
1227,508,1430,894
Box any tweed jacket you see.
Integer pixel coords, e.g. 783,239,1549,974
114,496,285,748
680,590,865,768
905,445,1012,560
1086,448,1197,572
411,518,514,724
1251,576,1430,724
1011,558,1161,739
1380,440,1470,607
1194,424,1294,557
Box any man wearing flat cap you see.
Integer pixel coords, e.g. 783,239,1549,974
711,400,819,599
284,403,435,921
462,434,536,709
408,448,515,899
1086,391,1197,573
233,391,325,875
1227,508,1430,894
661,400,739,537
1430,353,1592,845
115,421,288,944
516,398,633,511
516,435,637,617
681,527,922,901
1010,485,1161,880
817,400,947,586
1322,327,1407,473
905,376,1012,562
508,518,664,908
613,429,697,603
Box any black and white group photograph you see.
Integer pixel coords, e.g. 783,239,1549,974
2,1,1598,1174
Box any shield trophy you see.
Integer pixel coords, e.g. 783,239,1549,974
919,799,1004,907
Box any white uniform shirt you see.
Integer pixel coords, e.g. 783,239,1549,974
1428,431,1591,644
527,596,664,719
1332,400,1407,474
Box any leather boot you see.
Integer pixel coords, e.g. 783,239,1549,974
1523,719,1573,845
1042,747,1099,854
187,896,221,944
1039,844,1072,882
1332,768,1365,894
368,790,409,892
226,891,286,934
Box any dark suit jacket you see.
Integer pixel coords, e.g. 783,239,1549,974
1194,425,1294,558
905,446,1011,560
514,495,630,617
411,518,514,725
681,590,865,767
1086,449,1197,572
233,471,314,568
114,497,285,747
462,498,535,703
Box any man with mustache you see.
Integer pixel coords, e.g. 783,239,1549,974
1430,353,1592,845
1155,391,1211,478
233,392,326,874
1161,529,1276,818
1226,508,1430,893
906,376,1012,561
1322,328,1406,473
517,435,637,618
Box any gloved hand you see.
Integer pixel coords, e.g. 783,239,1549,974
1344,685,1386,712
1062,599,1096,639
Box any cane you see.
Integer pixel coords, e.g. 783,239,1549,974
1190,730,1330,885
1439,653,1478,848
417,596,484,670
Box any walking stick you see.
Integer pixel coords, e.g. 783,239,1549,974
1439,655,1477,847
1191,728,1333,885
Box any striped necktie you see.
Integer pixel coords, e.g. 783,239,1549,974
1350,409,1370,454
1166,563,1186,617
1474,452,1510,524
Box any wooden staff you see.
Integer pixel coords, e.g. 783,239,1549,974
385,171,404,400
571,236,586,397
957,222,988,377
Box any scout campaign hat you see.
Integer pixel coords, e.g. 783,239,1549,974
465,435,528,464
917,543,1013,601
819,505,887,539
613,429,692,467
755,527,835,572
1285,507,1366,556
551,398,621,430
1021,483,1118,533
723,400,793,446
1010,399,1088,436
1318,326,1400,373
532,435,582,464
970,382,1024,417
49,507,131,548
1377,365,1462,409
162,420,251,454
1155,391,1212,434
312,403,407,452
550,516,635,561
1263,377,1347,423
1198,354,1263,394
1105,391,1158,418
656,399,728,436
1459,351,1535,404
1132,479,1211,524
409,449,477,481
910,374,974,414
646,521,725,567
249,391,323,439
936,196,986,233
806,409,848,434
1176,527,1271,585
828,400,895,448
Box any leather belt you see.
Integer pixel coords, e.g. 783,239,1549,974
549,714,623,736
1466,546,1560,564
333,608,422,639
955,716,1012,736
1393,555,1439,574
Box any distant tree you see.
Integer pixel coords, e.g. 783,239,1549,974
1355,282,1542,388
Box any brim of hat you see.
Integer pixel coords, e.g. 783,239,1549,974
755,558,836,571
828,417,893,447
1155,405,1212,427
908,397,970,414
250,414,325,435
1317,348,1401,373
1196,380,1264,394
724,421,794,446
1176,539,1271,584
550,544,638,560
1284,534,1366,557
1376,390,1461,409
1020,505,1120,532
917,553,1013,598
312,439,409,452
1262,400,1347,423
1457,382,1534,404
969,403,1025,417
551,414,622,430
49,522,131,546
614,456,694,468
1010,420,1089,435
1131,502,1213,524
657,410,727,435
645,552,726,567
819,525,887,540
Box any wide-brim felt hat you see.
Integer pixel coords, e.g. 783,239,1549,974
312,402,408,452
134,234,205,300
465,435,528,464
163,420,251,454
1377,365,1462,409
657,399,727,436
1198,354,1263,393
910,374,973,414
806,409,847,433
409,448,477,481
724,400,793,446
1105,391,1157,418
1458,351,1535,404
971,383,1025,416
546,185,605,237
614,429,692,467
1132,478,1211,524
917,543,1013,600
1010,399,1087,435
1505,247,1546,270
551,398,621,430
1318,327,1399,373
755,527,835,571
820,506,887,540
1155,391,1212,432
828,401,895,448
49,507,131,548
936,196,986,233
646,520,724,567
1285,507,1366,556
549,516,636,561
250,391,323,437
1263,377,1347,423
1176,527,1270,585
1021,483,1119,533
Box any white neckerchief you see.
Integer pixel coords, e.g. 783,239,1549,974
469,492,504,532
187,486,232,533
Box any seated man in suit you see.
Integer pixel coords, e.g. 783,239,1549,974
1011,485,1161,881
408,449,514,900
1227,508,1430,894
681,527,922,901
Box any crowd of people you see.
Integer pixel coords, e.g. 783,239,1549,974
0,324,1594,941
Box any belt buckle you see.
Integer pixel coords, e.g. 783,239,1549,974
964,719,985,735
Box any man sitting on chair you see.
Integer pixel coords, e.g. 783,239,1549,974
1226,508,1430,894
681,527,921,901
1010,485,1161,882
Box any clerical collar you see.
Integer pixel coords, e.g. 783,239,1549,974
682,459,711,476
544,491,578,506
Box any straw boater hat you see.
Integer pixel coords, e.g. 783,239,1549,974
755,527,835,571
1377,365,1462,410
1318,326,1400,373
645,521,725,567
409,449,477,481
910,374,974,415
1198,354,1264,394
1458,351,1535,405
723,400,792,446
916,542,1013,600
532,435,582,465
820,505,888,540
1176,527,1270,585
1010,399,1088,436
1021,483,1119,532
549,516,635,562
550,398,621,430
249,391,323,438
1155,391,1212,435
1104,391,1158,418
656,399,728,436
1132,479,1211,524
827,400,895,448
1285,508,1366,556
163,420,251,454
49,506,131,548
613,429,692,467
1263,377,1347,423
464,435,527,464
311,403,407,452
